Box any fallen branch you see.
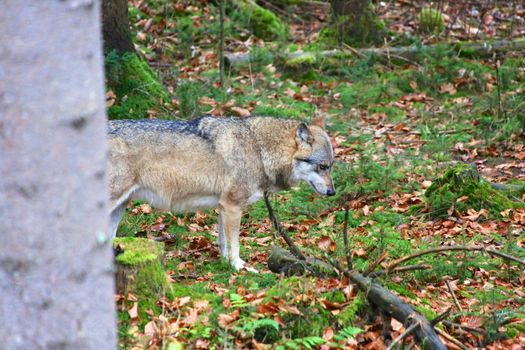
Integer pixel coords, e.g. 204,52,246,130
364,251,388,276
225,38,525,67
369,264,432,278
430,307,452,326
386,321,421,350
434,327,470,350
264,195,446,350
488,182,525,192
386,245,525,271
446,280,463,313
442,321,486,335
346,270,446,350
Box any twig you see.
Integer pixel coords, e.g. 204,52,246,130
446,280,463,313
430,307,452,326
364,251,388,276
264,193,306,260
219,0,225,86
434,327,470,350
342,204,353,270
385,245,525,271
442,321,486,335
495,59,508,119
369,264,432,278
386,321,420,350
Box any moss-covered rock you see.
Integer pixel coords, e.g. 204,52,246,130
424,163,523,219
105,51,169,119
281,52,319,81
235,0,287,41
114,237,169,318
419,8,445,35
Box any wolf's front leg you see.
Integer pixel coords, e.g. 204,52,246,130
219,203,258,272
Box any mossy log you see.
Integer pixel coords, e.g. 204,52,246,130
267,245,337,277
113,237,168,299
225,38,525,66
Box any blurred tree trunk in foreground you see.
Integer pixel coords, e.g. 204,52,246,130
330,0,385,46
102,0,134,53
0,1,116,349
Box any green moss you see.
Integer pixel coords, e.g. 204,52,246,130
105,51,169,119
114,237,164,265
236,0,287,41
419,8,445,35
283,54,317,81
337,294,365,325
286,53,317,67
424,163,523,219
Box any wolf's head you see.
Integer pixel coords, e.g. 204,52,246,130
292,116,336,196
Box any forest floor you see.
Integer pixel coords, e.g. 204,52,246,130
111,1,525,349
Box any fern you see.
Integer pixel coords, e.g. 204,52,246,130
229,293,248,308
243,318,280,333
283,336,325,350
334,326,363,342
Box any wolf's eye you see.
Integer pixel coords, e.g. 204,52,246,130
319,164,329,171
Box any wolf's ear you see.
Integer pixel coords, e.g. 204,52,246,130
296,123,313,145
311,113,326,129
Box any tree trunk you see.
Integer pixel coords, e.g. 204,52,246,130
329,0,384,46
331,0,367,19
0,1,116,349
102,0,134,53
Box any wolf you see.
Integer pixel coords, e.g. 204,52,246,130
108,115,335,271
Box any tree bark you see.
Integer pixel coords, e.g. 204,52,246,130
102,0,134,53
331,0,367,19
0,1,116,349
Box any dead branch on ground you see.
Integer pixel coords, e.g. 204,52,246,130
264,194,447,350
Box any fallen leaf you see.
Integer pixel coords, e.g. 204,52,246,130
391,318,404,332
318,235,336,252
230,106,251,117
439,83,457,95
128,302,138,319
217,309,240,328
322,327,334,341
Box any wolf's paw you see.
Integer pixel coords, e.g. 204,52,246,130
232,258,259,273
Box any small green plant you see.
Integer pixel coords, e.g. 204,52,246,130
419,8,445,35
424,163,523,218
175,81,207,118
229,293,249,308
334,326,363,342
278,336,325,350
243,319,281,344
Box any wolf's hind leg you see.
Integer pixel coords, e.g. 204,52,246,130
110,203,127,238
109,185,138,237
